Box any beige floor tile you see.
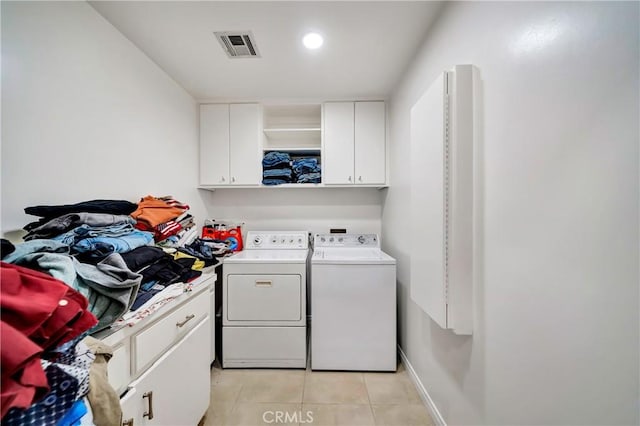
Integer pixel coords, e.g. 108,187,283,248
228,402,302,426
211,372,244,402
303,372,369,404
201,400,235,426
371,404,434,426
302,404,375,426
237,370,306,403
364,372,422,404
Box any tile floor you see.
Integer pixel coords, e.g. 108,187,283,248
200,361,435,426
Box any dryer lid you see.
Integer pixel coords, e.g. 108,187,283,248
224,249,309,264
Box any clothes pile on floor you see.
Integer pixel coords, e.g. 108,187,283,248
262,151,322,185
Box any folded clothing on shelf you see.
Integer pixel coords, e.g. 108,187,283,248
262,151,291,169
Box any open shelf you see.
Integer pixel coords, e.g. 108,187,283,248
263,104,322,150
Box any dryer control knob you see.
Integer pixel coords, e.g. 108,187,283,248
254,236,263,246
358,235,366,244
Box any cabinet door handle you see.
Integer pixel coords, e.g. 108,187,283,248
176,314,196,327
143,391,154,420
231,176,236,183
123,419,134,426
348,176,352,182
358,176,362,182
255,280,273,287
221,176,225,182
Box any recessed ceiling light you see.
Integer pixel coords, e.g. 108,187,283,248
303,32,323,50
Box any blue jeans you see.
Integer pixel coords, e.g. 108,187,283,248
73,231,154,258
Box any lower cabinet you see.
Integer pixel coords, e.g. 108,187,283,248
120,316,211,426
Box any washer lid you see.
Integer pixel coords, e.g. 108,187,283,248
312,248,396,265
223,249,309,264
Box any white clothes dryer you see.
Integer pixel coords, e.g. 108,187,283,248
311,234,397,371
222,231,308,368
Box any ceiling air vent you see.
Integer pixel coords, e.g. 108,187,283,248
214,31,260,58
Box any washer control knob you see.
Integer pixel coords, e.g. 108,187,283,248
253,236,263,246
329,237,334,243
338,237,344,243
358,235,366,244
321,237,326,243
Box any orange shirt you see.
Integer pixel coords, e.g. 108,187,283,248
130,196,186,229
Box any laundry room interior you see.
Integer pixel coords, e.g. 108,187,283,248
1,1,638,426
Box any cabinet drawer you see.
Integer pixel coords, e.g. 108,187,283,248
223,326,306,368
133,290,209,374
226,274,301,321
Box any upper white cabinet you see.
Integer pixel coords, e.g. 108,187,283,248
323,102,355,184
200,104,229,185
355,102,386,185
323,101,386,185
200,103,262,186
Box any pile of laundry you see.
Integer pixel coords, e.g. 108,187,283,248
262,151,322,185
0,263,122,425
0,195,238,424
3,196,234,332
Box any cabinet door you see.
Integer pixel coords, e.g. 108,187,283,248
129,318,211,426
323,102,355,184
355,101,386,185
229,103,262,185
120,388,144,426
200,104,230,185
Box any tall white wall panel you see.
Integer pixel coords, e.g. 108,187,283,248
410,65,474,335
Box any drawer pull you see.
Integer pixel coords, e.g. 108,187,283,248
176,314,196,327
143,391,154,419
123,419,134,426
255,280,273,287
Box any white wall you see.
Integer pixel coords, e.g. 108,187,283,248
384,2,639,425
1,1,207,234
201,188,382,236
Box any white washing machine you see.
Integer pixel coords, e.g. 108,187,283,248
222,231,308,368
311,233,397,371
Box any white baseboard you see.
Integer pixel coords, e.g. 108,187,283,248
398,346,446,426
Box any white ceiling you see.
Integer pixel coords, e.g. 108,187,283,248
89,1,443,101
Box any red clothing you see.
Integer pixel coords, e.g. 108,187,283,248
0,262,98,417
1,321,48,417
